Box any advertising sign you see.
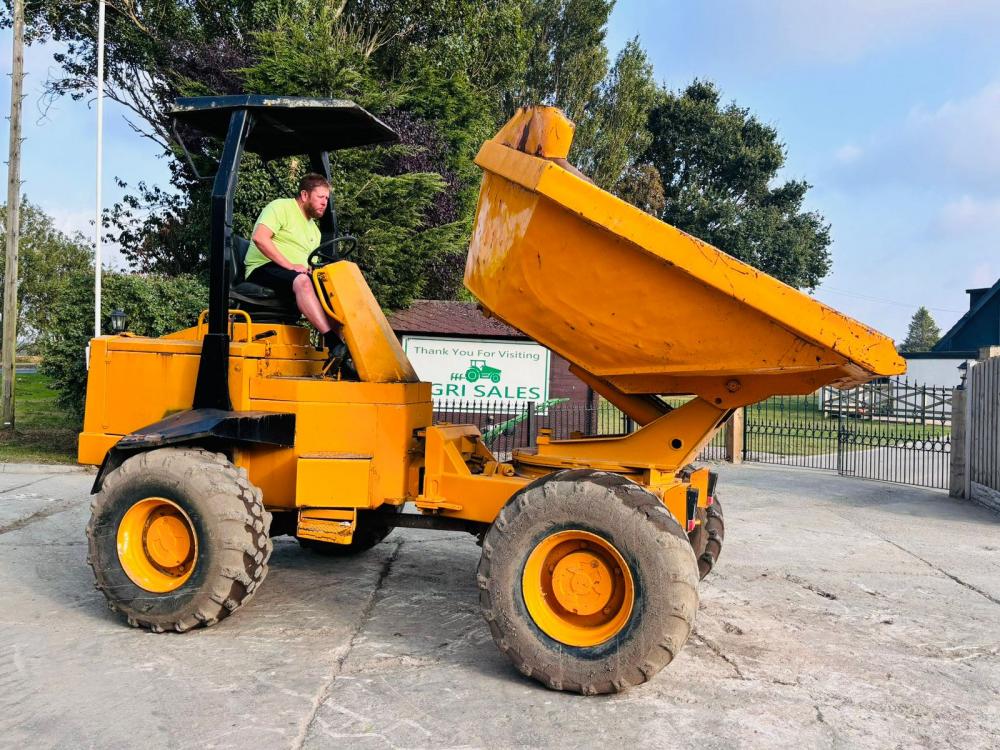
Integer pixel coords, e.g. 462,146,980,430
402,335,551,409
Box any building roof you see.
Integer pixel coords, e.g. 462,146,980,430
933,277,1000,353
388,300,527,339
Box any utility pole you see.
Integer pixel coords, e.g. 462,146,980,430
2,0,25,431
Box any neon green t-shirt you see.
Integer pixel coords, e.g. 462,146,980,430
244,198,321,277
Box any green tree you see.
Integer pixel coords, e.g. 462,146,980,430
0,201,92,349
573,37,657,190
509,0,614,122
9,0,529,306
642,81,831,289
899,307,941,353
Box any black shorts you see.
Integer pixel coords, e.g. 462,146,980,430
246,263,302,302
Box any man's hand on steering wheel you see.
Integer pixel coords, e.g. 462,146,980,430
307,236,359,269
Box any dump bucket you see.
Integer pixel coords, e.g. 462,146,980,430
467,107,904,398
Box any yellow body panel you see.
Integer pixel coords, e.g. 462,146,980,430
416,424,528,523
466,105,906,481
296,457,371,507
80,316,432,516
468,108,905,396
313,262,419,383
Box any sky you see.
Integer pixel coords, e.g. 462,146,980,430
2,1,999,343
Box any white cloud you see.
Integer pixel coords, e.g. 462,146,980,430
761,0,1000,64
665,0,1000,71
49,208,95,239
935,195,1000,237
835,144,862,164
834,80,1000,191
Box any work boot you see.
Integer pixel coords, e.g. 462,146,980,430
321,341,359,381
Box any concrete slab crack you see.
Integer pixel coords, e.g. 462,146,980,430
823,507,1000,607
0,475,51,497
0,496,83,536
692,632,746,679
882,539,1000,607
289,539,404,750
785,573,838,600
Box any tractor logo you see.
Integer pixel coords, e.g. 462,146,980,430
452,359,502,384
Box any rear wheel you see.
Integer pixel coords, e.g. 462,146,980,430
298,504,401,556
478,469,699,695
87,447,272,632
688,497,725,579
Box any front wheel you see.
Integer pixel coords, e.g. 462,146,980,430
87,447,272,632
478,470,699,695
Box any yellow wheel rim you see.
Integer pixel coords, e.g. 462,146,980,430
117,497,198,593
522,529,635,647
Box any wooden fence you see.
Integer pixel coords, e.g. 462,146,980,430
819,379,952,425
967,356,1000,511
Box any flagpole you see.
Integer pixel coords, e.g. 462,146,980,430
94,0,105,340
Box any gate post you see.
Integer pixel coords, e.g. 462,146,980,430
949,386,966,498
725,408,744,464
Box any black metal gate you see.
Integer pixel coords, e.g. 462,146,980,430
744,380,952,489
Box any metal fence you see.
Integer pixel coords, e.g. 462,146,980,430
746,379,952,489
434,377,952,490
432,398,727,462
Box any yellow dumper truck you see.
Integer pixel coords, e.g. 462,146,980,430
79,96,905,694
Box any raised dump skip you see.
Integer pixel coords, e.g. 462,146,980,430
467,107,905,400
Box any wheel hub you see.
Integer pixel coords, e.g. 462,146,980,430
522,529,635,647
145,511,193,569
551,550,612,615
117,497,197,593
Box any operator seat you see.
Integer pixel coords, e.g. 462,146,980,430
228,236,302,324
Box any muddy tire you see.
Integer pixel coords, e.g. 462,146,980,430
478,469,699,695
688,497,725,580
298,504,401,556
87,447,272,632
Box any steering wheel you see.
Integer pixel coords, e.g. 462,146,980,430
307,235,358,268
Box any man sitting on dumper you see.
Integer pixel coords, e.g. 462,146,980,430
245,173,348,369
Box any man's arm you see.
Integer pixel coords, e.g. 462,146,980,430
251,224,309,274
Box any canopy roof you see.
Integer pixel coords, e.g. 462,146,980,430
169,95,399,159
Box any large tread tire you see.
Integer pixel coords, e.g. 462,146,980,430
298,504,401,556
688,497,725,580
87,447,272,633
478,469,699,695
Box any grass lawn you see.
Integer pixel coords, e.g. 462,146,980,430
0,373,79,464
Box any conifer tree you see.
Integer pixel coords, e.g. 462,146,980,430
900,307,941,353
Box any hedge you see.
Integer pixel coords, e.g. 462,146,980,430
40,272,208,419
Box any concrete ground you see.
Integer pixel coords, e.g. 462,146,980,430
0,464,998,749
